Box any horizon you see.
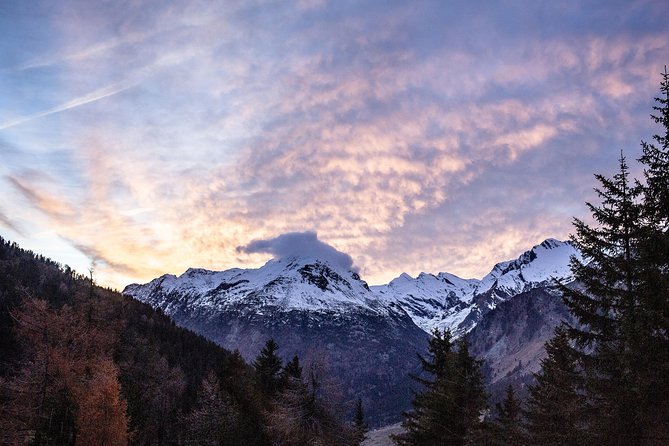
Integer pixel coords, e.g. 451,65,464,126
1,230,571,290
1,1,668,289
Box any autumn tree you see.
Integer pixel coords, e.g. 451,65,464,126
0,297,128,445
265,358,357,446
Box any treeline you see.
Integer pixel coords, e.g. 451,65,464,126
393,69,669,445
0,238,365,445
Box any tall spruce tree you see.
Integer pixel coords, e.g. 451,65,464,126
393,329,487,446
453,337,488,440
354,398,368,445
524,325,589,446
640,66,669,225
553,71,669,444
635,66,669,441
490,385,523,446
253,339,283,399
561,151,644,442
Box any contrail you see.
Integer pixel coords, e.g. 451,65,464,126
0,81,135,131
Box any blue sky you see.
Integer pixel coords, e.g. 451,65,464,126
1,0,668,288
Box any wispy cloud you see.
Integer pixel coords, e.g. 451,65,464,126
0,209,25,236
15,30,156,71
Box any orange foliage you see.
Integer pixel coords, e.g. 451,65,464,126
2,297,129,444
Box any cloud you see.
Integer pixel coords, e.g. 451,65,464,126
1,0,668,289
238,231,356,271
0,209,25,236
7,175,77,221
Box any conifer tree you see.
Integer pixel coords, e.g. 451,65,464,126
561,152,643,442
282,355,303,382
490,385,523,446
635,65,669,441
640,66,669,225
393,329,487,446
524,326,589,446
354,398,368,444
453,337,487,437
557,71,669,444
253,339,283,399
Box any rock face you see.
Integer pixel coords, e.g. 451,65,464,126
466,286,575,402
123,238,581,424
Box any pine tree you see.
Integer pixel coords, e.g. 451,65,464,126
561,152,643,442
453,337,487,439
640,66,669,225
635,65,669,442
354,398,368,444
282,355,303,382
556,71,669,444
524,326,589,446
253,339,283,399
393,329,487,446
490,385,523,445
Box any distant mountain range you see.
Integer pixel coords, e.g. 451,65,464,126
372,238,580,335
123,238,581,425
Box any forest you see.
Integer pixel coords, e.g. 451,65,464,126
1,71,668,445
0,237,365,445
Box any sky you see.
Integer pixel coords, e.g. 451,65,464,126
1,0,668,290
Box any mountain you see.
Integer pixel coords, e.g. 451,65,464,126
124,256,381,315
372,238,581,335
123,237,581,425
466,285,575,403
124,256,428,426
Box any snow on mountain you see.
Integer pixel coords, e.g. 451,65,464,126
371,271,478,335
124,237,581,337
123,251,427,427
122,236,582,426
474,238,581,296
371,239,581,334
124,255,384,316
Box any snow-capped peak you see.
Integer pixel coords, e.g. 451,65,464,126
475,239,581,296
124,253,382,317
124,237,582,337
370,239,581,335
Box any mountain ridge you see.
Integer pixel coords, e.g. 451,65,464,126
124,238,581,336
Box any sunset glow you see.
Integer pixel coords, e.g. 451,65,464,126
1,1,668,289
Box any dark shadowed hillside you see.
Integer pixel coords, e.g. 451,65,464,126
466,286,575,403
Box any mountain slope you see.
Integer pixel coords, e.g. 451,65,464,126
0,236,271,445
466,285,575,403
123,237,581,424
124,256,427,426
